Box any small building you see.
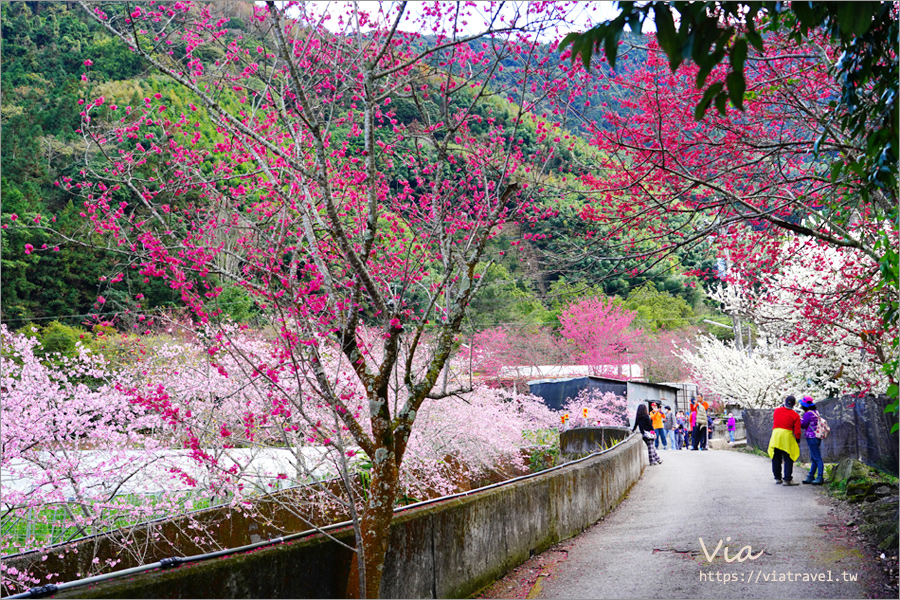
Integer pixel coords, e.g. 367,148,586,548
527,376,692,428
625,381,683,427
527,375,627,412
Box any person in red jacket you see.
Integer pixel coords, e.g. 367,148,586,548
767,395,802,485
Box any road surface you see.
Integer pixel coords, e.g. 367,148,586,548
479,448,888,599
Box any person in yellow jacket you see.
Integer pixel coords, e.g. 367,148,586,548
767,395,802,485
649,402,667,450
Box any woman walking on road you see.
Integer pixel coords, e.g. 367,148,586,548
633,403,662,466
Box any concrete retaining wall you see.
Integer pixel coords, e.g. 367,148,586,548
712,420,746,441
57,434,645,599
3,479,356,591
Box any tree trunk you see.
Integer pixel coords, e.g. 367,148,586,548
732,314,744,352
358,445,399,598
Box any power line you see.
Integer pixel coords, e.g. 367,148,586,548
2,307,722,327
0,299,254,325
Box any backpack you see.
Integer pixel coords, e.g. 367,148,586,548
814,411,831,439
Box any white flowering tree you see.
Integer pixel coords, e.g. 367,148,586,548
677,334,833,408
708,238,892,397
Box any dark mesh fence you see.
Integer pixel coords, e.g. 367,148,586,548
743,394,899,474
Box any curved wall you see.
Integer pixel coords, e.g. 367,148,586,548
57,434,647,599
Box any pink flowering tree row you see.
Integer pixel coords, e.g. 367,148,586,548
559,389,628,429
0,325,225,591
469,296,676,384
1,321,563,593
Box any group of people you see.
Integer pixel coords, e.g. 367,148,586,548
631,392,826,484
631,395,740,465
767,395,825,485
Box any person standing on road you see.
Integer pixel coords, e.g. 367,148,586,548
675,410,687,449
633,403,662,466
685,398,697,450
799,397,825,485
693,398,708,450
768,395,802,485
727,412,737,443
650,402,667,450
663,405,675,449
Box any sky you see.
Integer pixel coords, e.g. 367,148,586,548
292,1,654,40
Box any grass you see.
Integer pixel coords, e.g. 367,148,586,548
1,492,226,555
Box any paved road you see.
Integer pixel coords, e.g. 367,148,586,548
519,448,884,599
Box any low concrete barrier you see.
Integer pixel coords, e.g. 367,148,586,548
712,420,745,441
560,426,631,457
57,434,645,599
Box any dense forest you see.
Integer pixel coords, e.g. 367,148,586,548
1,1,725,343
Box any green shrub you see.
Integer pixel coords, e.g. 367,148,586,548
39,321,92,356
528,444,560,472
215,283,258,323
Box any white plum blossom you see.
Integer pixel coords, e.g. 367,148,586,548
705,238,892,400
676,334,833,408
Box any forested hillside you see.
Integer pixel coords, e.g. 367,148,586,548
1,1,718,337
2,1,176,324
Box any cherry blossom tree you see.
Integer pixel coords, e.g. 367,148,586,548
0,325,232,592
679,238,895,407
59,1,599,595
560,388,628,428
400,385,557,498
578,30,893,259
467,325,566,381
557,296,645,377
572,29,896,402
640,329,695,384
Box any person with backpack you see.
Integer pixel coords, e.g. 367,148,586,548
688,399,698,447
693,397,708,450
799,396,825,485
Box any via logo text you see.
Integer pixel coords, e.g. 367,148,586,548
699,537,764,563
